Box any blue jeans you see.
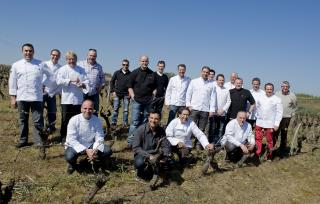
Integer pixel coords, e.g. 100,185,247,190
209,115,226,144
65,145,112,167
167,105,184,125
111,95,130,125
43,94,57,130
17,101,44,145
127,100,151,145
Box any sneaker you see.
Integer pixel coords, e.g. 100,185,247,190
16,142,28,149
67,164,75,174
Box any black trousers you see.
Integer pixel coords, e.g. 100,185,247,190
60,104,81,142
273,117,291,151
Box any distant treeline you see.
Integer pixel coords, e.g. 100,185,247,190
296,93,320,100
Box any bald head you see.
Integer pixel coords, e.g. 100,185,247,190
230,72,238,83
236,111,247,126
81,100,94,119
140,55,149,69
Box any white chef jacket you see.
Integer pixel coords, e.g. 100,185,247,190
166,118,209,148
255,94,283,128
165,75,190,106
221,119,255,147
65,113,105,153
56,65,90,105
248,89,265,120
43,60,62,96
215,84,231,115
186,77,216,112
9,58,54,101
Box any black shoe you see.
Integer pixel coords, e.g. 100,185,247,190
67,164,75,174
16,142,28,148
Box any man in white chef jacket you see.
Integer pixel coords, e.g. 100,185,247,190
9,43,54,148
64,100,112,174
255,83,283,161
221,111,255,163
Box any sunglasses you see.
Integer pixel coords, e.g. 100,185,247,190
122,64,129,66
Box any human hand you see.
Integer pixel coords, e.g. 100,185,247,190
86,149,96,161
240,144,249,154
149,154,158,164
10,96,17,109
205,143,214,150
177,142,185,148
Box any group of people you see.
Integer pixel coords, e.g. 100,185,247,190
8,43,297,180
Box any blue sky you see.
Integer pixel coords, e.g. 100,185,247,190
1,0,319,95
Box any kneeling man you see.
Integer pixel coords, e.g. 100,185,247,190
132,111,171,180
166,107,213,164
64,100,112,174
221,111,255,164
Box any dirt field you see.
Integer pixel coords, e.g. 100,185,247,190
1,98,320,204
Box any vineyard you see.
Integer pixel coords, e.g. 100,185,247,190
0,64,320,203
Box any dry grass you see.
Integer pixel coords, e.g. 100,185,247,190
1,97,320,204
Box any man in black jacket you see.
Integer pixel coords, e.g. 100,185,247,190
110,59,131,128
127,56,157,146
132,111,171,180
227,78,255,121
151,60,169,114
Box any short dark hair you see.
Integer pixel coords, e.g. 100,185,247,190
264,83,274,90
210,69,216,75
50,49,61,55
216,74,225,80
177,64,186,69
149,111,161,119
88,48,97,52
122,59,129,64
202,66,210,72
252,77,261,84
157,60,165,66
178,107,191,115
22,43,34,51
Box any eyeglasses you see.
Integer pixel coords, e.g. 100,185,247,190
122,64,129,66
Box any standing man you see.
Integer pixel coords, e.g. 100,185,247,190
247,77,265,129
208,69,216,82
227,78,255,121
43,49,62,133
110,59,131,128
255,83,283,161
127,55,157,147
56,51,90,143
209,74,231,144
274,81,297,157
64,100,112,174
224,72,238,90
164,64,190,125
78,49,105,114
151,60,169,114
186,66,217,150
9,43,53,148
